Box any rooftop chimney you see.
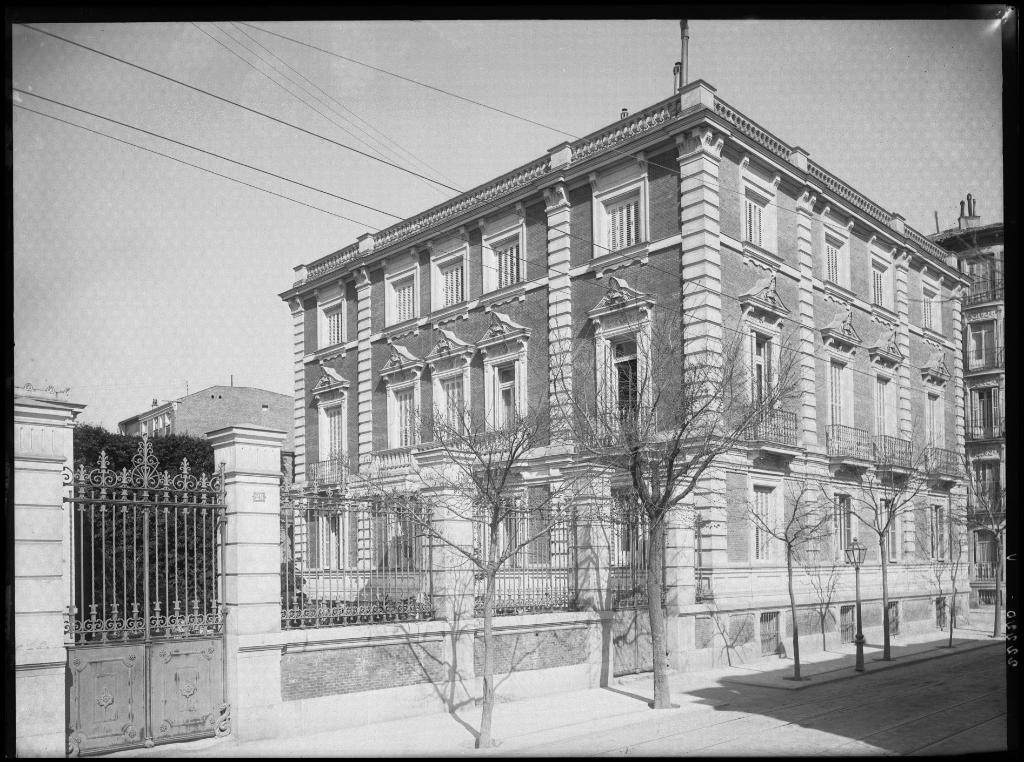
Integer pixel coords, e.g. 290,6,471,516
673,61,681,93
151,398,158,407
620,108,629,119
957,193,981,231
679,20,689,92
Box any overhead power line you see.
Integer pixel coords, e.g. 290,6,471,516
14,89,402,220
17,23,462,193
14,104,380,227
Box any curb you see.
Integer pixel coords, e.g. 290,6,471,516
718,637,1001,691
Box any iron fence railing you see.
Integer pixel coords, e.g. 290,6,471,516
840,604,855,643
966,347,1004,372
967,420,1005,441
873,434,913,469
742,408,798,446
826,424,873,461
759,611,781,656
966,279,1003,305
473,510,577,616
281,496,435,628
305,454,350,490
924,446,960,477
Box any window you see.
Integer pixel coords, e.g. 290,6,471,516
391,387,418,447
494,363,517,428
825,235,842,284
875,377,890,436
872,262,887,307
320,405,345,460
971,387,997,436
922,285,939,332
753,486,774,561
439,375,465,432
829,361,846,426
494,235,522,289
613,339,639,424
884,501,899,562
752,333,773,404
969,322,996,369
322,305,344,348
306,512,357,570
926,392,944,446
439,258,465,308
930,505,946,560
388,273,417,324
606,194,640,252
744,192,767,249
835,494,854,553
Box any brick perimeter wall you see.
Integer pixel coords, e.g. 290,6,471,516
473,627,590,674
282,640,446,701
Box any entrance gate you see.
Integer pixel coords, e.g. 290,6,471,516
64,436,229,756
608,507,664,677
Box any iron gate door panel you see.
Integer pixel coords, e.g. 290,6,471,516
67,644,146,756
150,639,224,743
612,610,654,677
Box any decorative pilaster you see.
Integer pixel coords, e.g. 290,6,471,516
795,189,820,448
894,251,913,438
207,425,286,741
14,388,84,757
355,268,374,467
544,181,573,441
289,296,307,483
951,283,967,455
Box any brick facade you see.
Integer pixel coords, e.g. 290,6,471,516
472,627,590,675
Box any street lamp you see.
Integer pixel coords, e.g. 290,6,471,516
844,538,868,672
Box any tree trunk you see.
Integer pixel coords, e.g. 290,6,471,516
948,579,956,649
880,536,891,660
647,515,672,709
993,537,1002,638
787,548,800,679
477,568,496,748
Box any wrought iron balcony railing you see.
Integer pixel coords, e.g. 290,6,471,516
742,408,798,447
306,454,350,489
967,420,1005,441
873,434,914,470
966,279,1003,306
966,347,1004,372
826,424,873,462
924,446,960,478
973,562,997,582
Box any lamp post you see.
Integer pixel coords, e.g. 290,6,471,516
845,538,867,672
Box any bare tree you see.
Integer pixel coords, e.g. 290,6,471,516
842,458,932,661
800,549,843,652
915,499,969,648
962,456,1006,637
563,296,800,709
745,473,832,679
354,399,596,749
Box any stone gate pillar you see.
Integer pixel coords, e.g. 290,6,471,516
207,425,286,742
13,388,84,757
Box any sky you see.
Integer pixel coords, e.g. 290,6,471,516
12,18,1006,429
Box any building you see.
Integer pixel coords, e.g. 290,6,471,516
118,384,295,453
931,197,1005,607
278,78,968,683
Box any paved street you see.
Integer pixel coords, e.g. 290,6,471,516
111,630,1007,757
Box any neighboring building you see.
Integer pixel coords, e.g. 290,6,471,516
279,79,968,677
931,197,1005,607
118,385,295,454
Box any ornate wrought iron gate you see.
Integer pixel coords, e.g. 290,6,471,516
63,436,229,756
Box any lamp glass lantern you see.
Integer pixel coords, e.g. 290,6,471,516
844,537,867,566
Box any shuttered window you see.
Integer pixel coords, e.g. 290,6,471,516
927,393,943,446
745,196,765,248
324,406,344,458
393,277,415,322
440,260,464,307
495,237,521,289
440,376,464,431
884,501,898,562
394,388,417,447
835,494,853,553
829,362,845,426
606,196,640,251
922,286,937,331
825,237,841,283
325,307,344,346
872,263,887,307
875,377,889,436
753,486,774,561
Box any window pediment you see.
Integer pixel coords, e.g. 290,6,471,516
738,272,789,327
868,326,903,369
381,344,425,384
311,364,350,404
425,327,475,373
477,310,530,358
921,350,950,387
588,276,655,331
820,305,861,355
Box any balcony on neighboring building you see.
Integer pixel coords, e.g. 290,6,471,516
368,446,416,476
966,419,1005,442
966,346,1004,373
826,424,873,469
741,408,801,458
305,453,350,491
965,278,1003,306
968,481,1003,516
873,434,914,474
973,562,998,582
923,446,961,482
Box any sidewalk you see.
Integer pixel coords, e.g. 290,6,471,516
107,623,1002,757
